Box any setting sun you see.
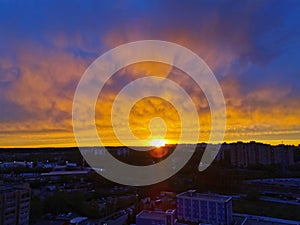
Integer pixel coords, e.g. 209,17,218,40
150,139,166,148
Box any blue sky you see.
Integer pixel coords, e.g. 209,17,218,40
0,0,300,146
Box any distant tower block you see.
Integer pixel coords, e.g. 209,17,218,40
82,156,85,169
281,144,288,173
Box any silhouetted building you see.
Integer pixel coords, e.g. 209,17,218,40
229,142,295,168
177,190,232,225
0,183,31,225
136,209,176,225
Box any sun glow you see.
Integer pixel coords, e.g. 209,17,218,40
150,139,166,148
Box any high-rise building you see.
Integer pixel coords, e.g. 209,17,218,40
0,183,31,225
136,209,176,225
177,190,232,225
229,142,295,168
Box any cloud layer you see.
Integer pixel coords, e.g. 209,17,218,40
0,0,300,146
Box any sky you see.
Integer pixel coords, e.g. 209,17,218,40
0,0,300,147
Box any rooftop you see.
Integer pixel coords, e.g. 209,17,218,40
40,170,89,176
136,210,175,219
234,213,300,225
70,217,88,223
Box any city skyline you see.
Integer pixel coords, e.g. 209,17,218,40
1,0,300,147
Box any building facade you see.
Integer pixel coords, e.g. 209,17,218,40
177,190,232,225
136,209,176,225
229,142,295,168
0,183,31,225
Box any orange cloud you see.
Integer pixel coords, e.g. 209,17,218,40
1,30,300,147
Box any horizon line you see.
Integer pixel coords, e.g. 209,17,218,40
0,140,299,149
